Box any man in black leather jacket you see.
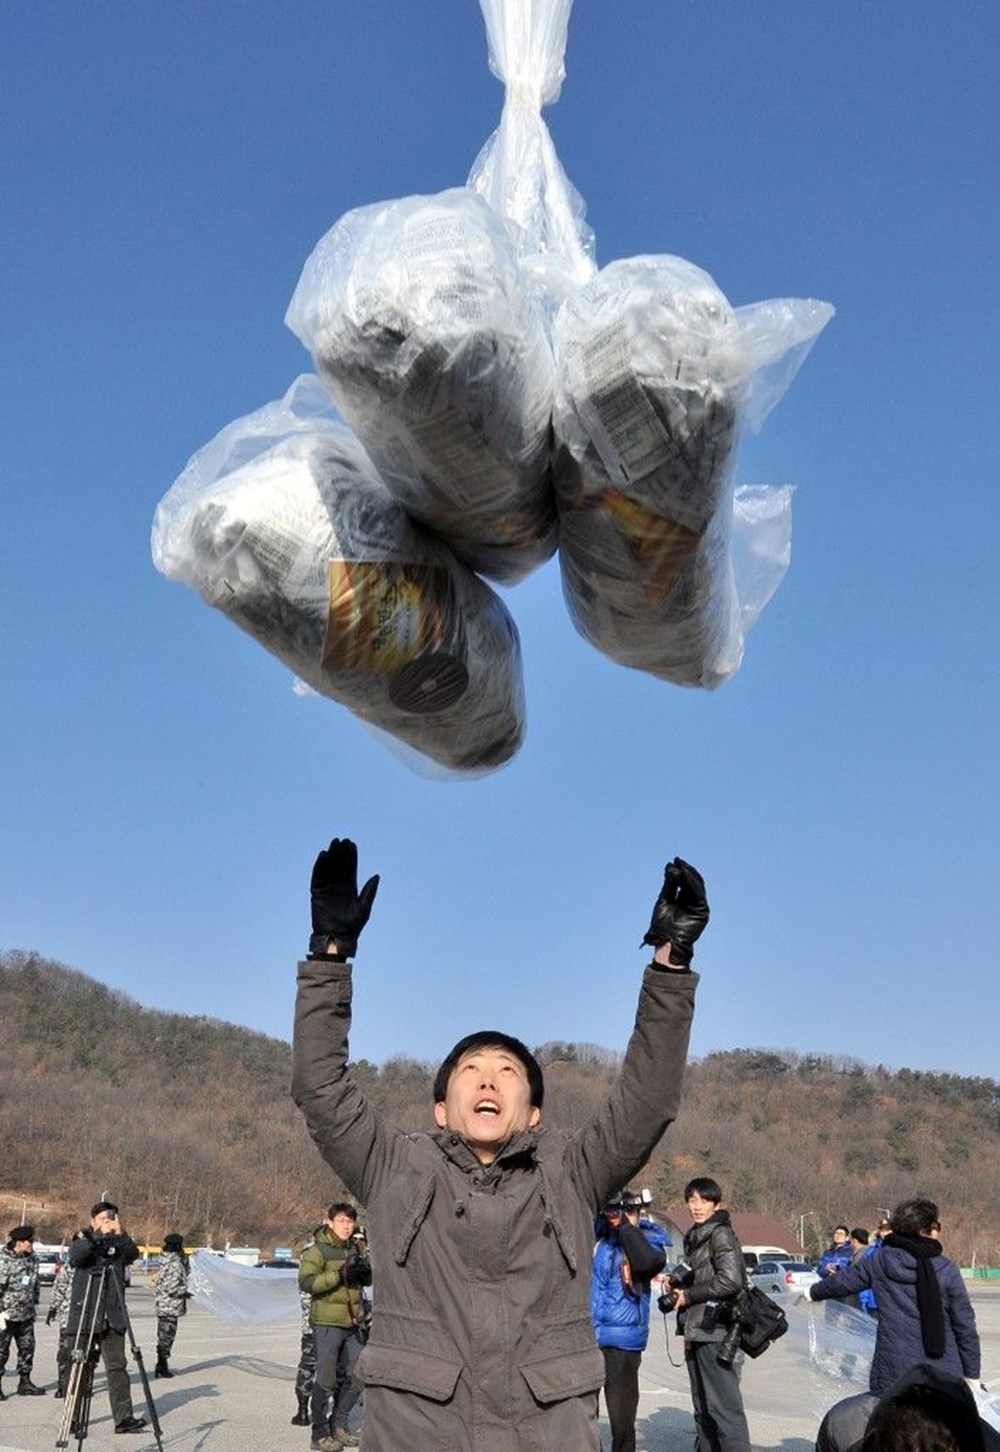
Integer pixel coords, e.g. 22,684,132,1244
671,1177,750,1452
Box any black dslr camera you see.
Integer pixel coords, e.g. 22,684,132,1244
657,1260,692,1315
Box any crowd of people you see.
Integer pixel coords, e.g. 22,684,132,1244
2,839,994,1451
0,1200,190,1433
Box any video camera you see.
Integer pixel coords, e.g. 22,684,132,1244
601,1187,653,1220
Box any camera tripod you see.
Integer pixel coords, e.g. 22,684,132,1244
55,1258,163,1451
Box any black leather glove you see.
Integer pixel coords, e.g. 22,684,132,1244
341,1252,373,1288
309,838,380,959
641,857,709,965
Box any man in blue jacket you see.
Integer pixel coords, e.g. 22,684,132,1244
590,1191,669,1452
817,1226,853,1280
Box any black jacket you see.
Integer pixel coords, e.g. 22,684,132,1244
66,1229,138,1336
677,1211,745,1344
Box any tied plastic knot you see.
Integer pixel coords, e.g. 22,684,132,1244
505,76,546,110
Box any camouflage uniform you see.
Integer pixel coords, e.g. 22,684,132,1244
45,1261,74,1397
0,1242,41,1395
153,1249,189,1373
293,1289,317,1425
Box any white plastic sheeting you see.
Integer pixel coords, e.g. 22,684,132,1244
188,1249,299,1326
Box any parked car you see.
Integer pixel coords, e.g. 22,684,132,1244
747,1259,819,1296
34,1248,64,1286
257,1258,299,1270
30,1247,65,1302
741,1245,797,1270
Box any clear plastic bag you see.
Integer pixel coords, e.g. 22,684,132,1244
467,0,596,306
285,187,557,586
552,255,833,687
151,377,526,774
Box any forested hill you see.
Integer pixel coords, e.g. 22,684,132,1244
2,950,997,1263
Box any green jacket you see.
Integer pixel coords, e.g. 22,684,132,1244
298,1225,362,1328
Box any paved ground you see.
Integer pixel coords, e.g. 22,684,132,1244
1,1280,997,1452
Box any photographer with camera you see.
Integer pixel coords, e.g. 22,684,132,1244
666,1177,750,1452
298,1202,372,1451
591,1189,669,1452
66,1199,146,1434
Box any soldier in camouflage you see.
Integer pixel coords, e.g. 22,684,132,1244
293,1285,317,1426
0,1224,46,1397
153,1234,189,1378
45,1248,76,1398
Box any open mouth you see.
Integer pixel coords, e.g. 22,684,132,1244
474,1099,501,1117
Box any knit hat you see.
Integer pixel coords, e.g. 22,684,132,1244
8,1225,35,1244
162,1233,185,1252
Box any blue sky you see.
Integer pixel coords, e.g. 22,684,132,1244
3,1,998,1080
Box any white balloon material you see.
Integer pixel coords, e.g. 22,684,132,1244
188,1249,300,1325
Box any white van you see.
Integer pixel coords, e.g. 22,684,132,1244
741,1244,795,1269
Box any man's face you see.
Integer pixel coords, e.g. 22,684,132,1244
14,1237,32,1254
92,1209,120,1234
433,1044,540,1163
833,1227,849,1246
687,1191,717,1224
329,1213,356,1241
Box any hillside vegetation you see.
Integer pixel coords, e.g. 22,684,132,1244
2,951,997,1263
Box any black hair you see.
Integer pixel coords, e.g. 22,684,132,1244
851,1227,870,1244
327,1203,357,1222
891,1198,940,1238
432,1031,544,1109
683,1177,722,1204
91,1200,118,1218
862,1402,960,1452
833,1224,850,1236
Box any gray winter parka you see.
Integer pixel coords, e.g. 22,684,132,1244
292,960,697,1452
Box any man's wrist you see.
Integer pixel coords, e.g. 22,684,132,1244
307,933,347,962
652,942,690,971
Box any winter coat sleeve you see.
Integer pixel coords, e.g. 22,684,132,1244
810,1258,873,1302
942,1262,981,1378
69,1234,99,1269
298,1243,343,1298
568,966,697,1211
617,1220,667,1284
292,959,401,1205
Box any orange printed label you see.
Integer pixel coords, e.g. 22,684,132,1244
602,490,701,605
